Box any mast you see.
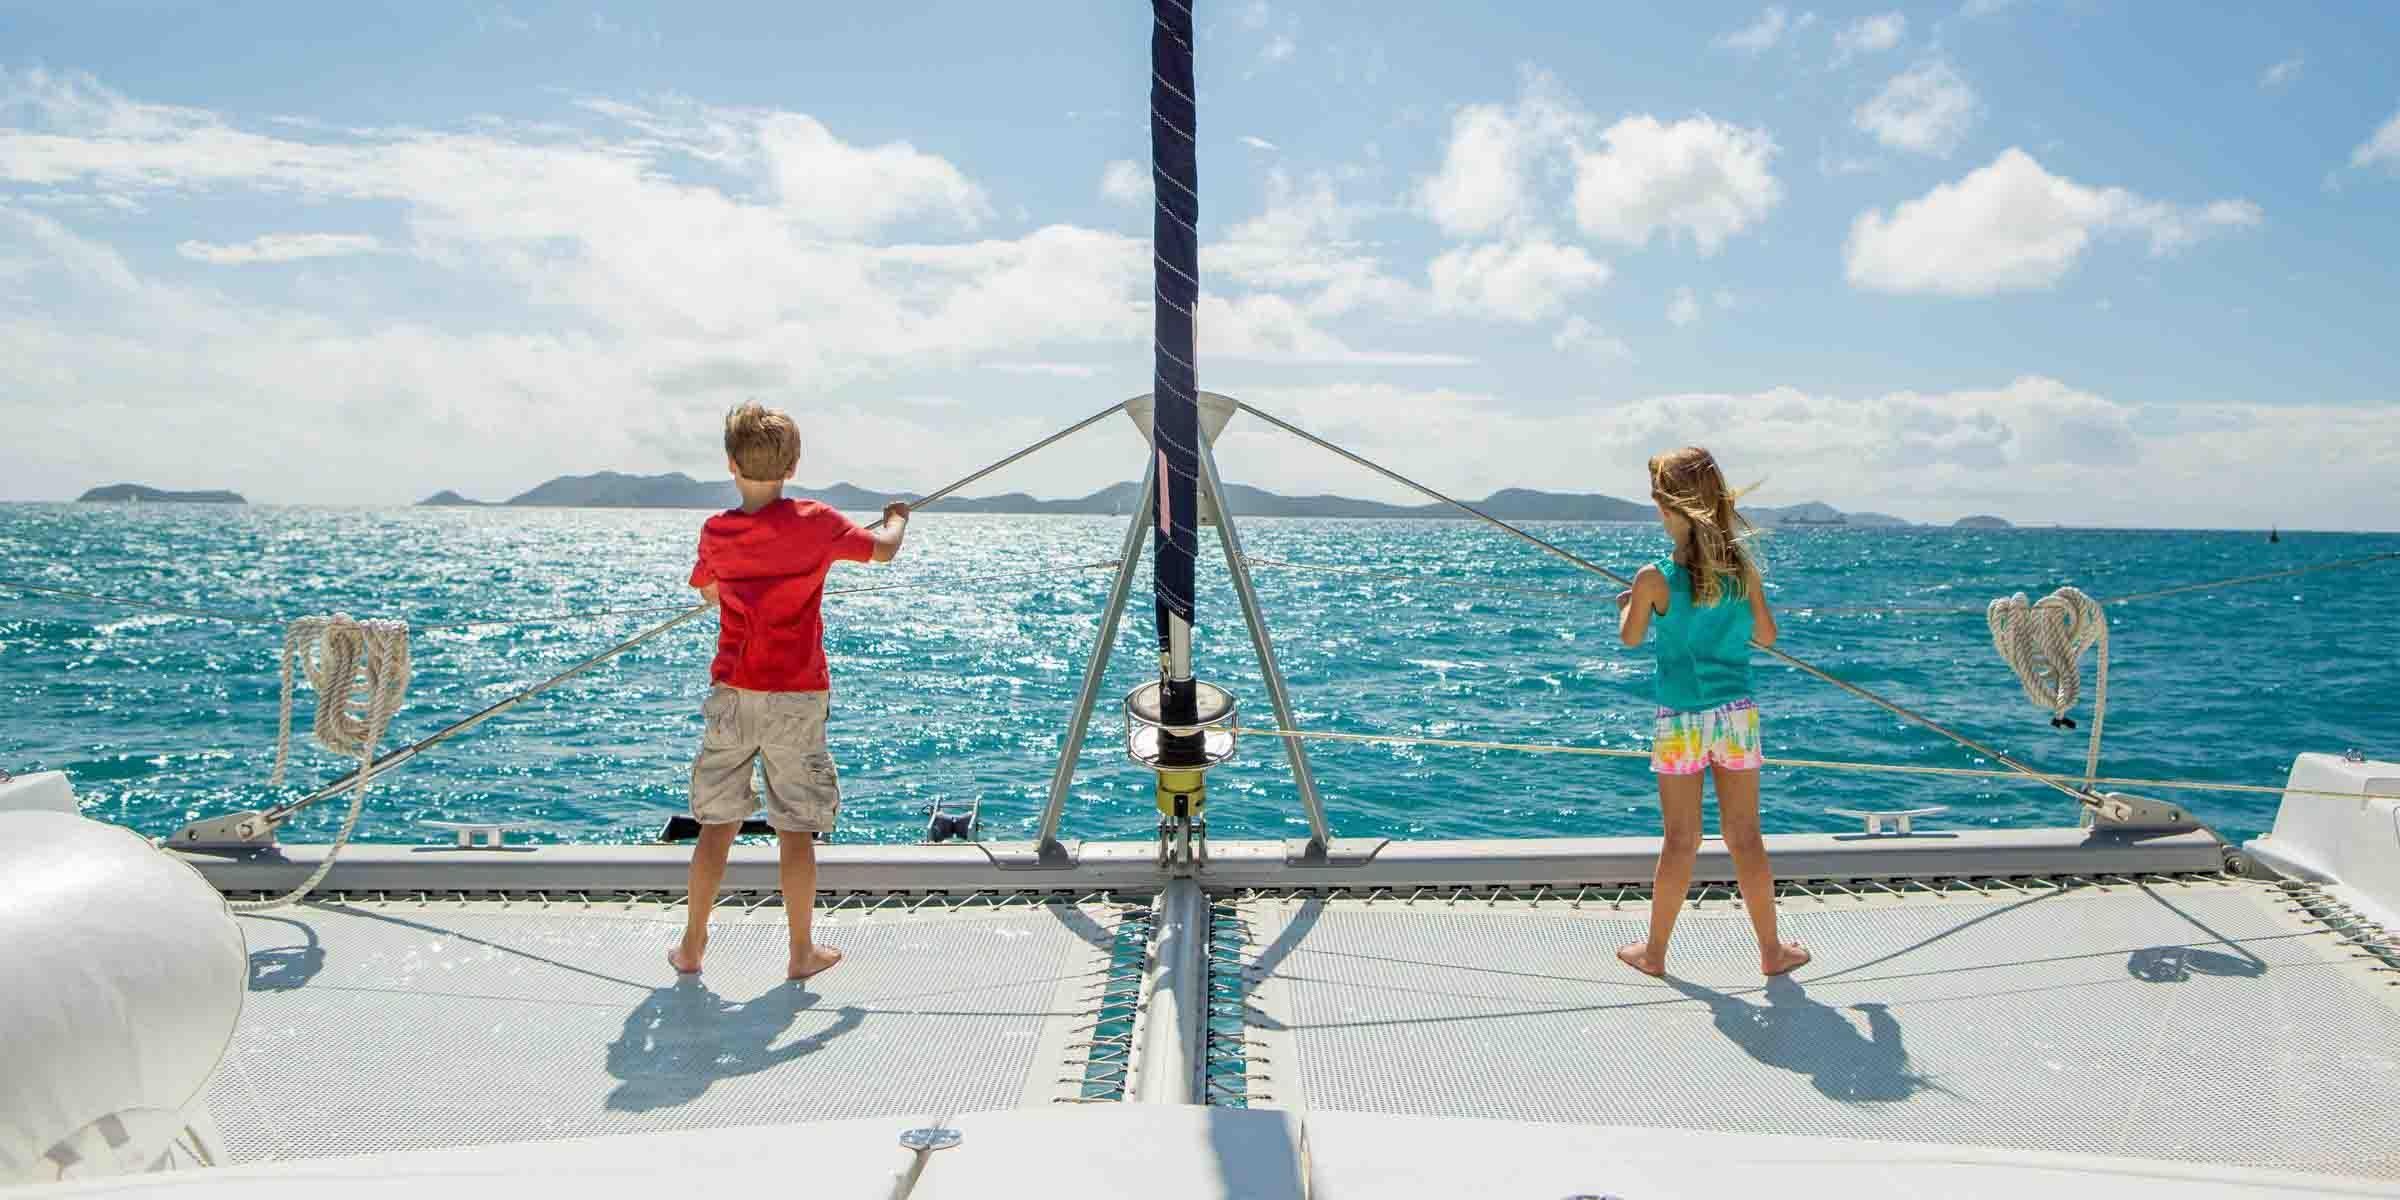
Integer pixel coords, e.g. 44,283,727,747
1149,0,1207,782
1130,0,1231,869
1151,0,1200,719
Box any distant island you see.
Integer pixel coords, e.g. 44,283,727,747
78,484,245,504
419,471,1949,527
1763,501,1911,529
1953,515,2015,530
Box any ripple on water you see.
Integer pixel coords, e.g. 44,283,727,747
3,506,2395,845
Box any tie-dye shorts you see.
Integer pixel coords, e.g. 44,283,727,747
1650,698,1763,775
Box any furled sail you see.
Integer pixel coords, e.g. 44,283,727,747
1149,0,1203,741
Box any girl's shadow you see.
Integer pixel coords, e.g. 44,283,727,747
1666,975,1946,1103
603,977,865,1113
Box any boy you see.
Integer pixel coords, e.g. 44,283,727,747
671,401,909,981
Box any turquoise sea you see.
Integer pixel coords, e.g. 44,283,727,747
3,503,2394,847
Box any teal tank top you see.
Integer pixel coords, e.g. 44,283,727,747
1651,558,1754,712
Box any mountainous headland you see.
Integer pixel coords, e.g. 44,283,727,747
418,470,1957,527
1953,515,2015,529
78,484,245,504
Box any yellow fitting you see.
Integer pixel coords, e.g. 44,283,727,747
1154,769,1207,818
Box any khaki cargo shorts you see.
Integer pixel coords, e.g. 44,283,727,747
689,686,840,834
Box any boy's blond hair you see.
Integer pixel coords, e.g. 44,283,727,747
724,402,802,481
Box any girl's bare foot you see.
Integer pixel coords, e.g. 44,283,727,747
1762,941,1811,977
788,944,844,981
668,940,704,975
1616,942,1667,977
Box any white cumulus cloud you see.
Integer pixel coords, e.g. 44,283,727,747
2259,55,2304,90
1205,170,1394,308
1217,375,2400,530
753,112,990,237
1834,12,1906,58
1666,286,1701,327
1551,315,1631,362
1419,75,1779,256
176,232,382,265
1844,148,2262,296
1099,158,1148,204
1854,59,1978,157
1426,240,1610,323
2352,109,2400,173
986,362,1099,378
1714,7,1801,56
1199,292,1469,366
1417,72,1587,238
1569,115,1781,255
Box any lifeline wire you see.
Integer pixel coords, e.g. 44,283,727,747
1245,550,2400,619
235,407,1127,826
0,558,1122,634
1227,724,2369,801
1239,401,2200,808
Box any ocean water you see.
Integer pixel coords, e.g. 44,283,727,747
2,503,2394,848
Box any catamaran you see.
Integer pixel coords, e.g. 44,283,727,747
6,5,2399,1196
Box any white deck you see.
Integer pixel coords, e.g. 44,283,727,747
1224,876,2400,1180
194,872,2400,1182
210,899,1132,1163
23,1108,2400,1199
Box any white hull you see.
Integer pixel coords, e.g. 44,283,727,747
4,756,2397,1196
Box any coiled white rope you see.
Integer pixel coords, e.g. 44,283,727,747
1987,587,2107,788
229,615,410,912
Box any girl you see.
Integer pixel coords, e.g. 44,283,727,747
1614,446,1810,979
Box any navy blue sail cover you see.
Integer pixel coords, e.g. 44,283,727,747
1150,0,1200,673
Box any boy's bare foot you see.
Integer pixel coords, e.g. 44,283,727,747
1762,941,1812,977
1615,942,1667,978
788,944,843,981
668,942,704,975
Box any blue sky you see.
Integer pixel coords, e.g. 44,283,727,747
2,1,2396,527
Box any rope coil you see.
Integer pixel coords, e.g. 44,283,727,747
233,615,410,912
1986,587,2107,787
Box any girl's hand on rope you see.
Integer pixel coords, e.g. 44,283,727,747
881,500,912,525
695,581,720,609
1614,589,1634,612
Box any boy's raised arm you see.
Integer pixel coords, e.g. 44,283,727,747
868,501,909,563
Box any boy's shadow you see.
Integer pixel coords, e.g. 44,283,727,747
603,976,866,1113
1666,975,1944,1103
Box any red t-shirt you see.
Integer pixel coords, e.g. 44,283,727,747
689,499,876,692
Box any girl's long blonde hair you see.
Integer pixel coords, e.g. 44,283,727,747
1648,446,1759,607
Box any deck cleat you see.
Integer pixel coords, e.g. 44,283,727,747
420,820,537,849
